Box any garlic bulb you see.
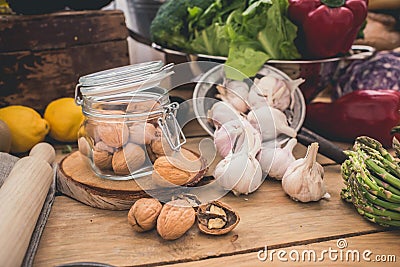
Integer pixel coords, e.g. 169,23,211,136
213,118,257,158
216,80,249,113
214,123,263,196
247,106,297,142
257,138,297,180
281,142,330,202
248,76,304,111
207,101,242,128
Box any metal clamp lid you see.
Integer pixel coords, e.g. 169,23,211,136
75,62,174,105
157,103,186,151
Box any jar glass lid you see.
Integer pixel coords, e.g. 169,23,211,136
76,61,174,98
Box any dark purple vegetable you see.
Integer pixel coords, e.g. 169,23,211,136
334,50,400,99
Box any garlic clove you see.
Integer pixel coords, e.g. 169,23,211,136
257,138,297,180
207,101,243,129
214,124,263,196
247,106,296,142
214,152,263,196
282,142,329,202
216,80,249,113
213,118,254,158
248,76,304,111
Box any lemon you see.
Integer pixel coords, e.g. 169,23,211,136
0,105,49,153
44,98,84,142
0,119,11,152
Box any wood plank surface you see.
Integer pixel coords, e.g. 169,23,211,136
0,10,128,52
166,231,400,267
33,164,385,267
0,40,129,110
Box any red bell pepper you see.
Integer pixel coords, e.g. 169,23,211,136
288,0,368,59
305,90,400,147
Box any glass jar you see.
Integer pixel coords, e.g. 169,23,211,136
75,61,185,180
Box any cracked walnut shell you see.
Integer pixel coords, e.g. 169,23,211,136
197,201,239,235
156,199,195,240
128,198,162,232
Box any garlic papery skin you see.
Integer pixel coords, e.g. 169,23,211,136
247,106,297,142
257,138,297,180
214,124,263,196
281,142,330,202
216,80,249,113
207,101,243,128
248,76,304,111
213,119,245,158
214,151,263,196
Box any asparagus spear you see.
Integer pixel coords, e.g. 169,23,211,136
358,209,400,227
346,169,400,212
341,136,400,226
356,143,400,179
355,136,394,162
355,203,400,220
347,146,400,195
347,153,400,203
364,158,400,190
371,173,400,196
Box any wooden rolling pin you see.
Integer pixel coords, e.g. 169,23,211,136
0,143,55,267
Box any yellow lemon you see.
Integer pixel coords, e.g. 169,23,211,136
44,98,84,142
0,105,49,153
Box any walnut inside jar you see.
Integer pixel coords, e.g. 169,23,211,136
196,201,240,235
97,123,129,148
112,143,146,175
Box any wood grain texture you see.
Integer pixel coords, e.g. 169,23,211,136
0,10,128,52
34,165,384,267
0,144,55,266
0,41,129,110
166,231,400,267
57,138,215,210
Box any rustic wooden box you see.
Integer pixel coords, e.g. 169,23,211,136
0,10,130,111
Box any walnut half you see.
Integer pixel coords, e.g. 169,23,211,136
197,201,240,235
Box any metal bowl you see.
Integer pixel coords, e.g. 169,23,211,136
152,43,375,102
192,64,306,144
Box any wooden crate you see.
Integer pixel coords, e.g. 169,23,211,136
0,10,130,111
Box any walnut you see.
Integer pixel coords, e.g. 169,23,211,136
94,141,115,153
197,201,240,235
112,143,146,175
93,150,112,170
149,127,169,156
97,123,129,148
128,198,162,232
150,139,166,156
156,199,195,240
129,122,157,145
152,148,206,187
152,156,191,186
83,122,101,143
78,137,92,157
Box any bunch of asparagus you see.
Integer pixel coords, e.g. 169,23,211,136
341,136,400,227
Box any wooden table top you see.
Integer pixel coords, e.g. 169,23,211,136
33,121,400,267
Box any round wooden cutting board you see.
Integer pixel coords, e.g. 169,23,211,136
57,151,208,210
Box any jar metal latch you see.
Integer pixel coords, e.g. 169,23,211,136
158,103,186,151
